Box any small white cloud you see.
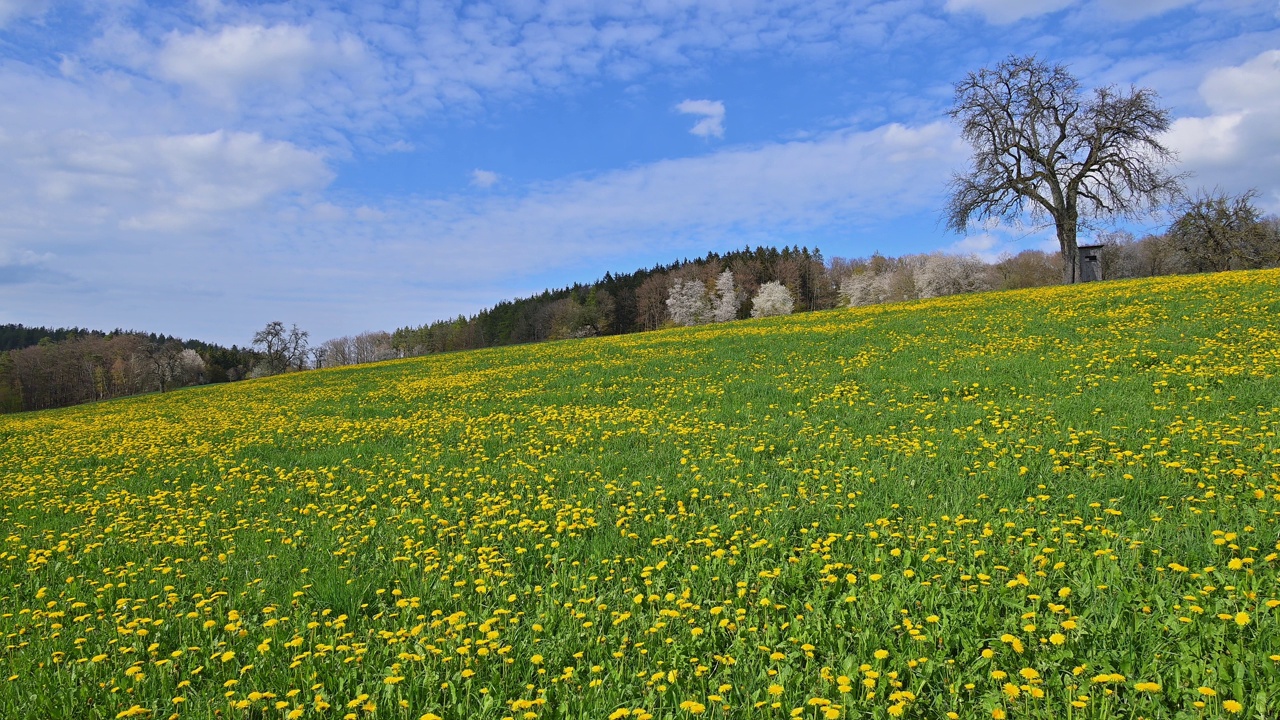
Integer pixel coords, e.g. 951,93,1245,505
944,0,1076,24
470,169,500,188
676,99,726,139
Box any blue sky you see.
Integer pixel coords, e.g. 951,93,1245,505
1,0,1277,345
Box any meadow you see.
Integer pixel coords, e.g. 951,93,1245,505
1,270,1278,720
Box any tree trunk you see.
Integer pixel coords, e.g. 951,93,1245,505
1057,213,1080,284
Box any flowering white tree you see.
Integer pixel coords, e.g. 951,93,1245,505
916,253,994,298
750,281,794,318
712,269,741,322
839,272,892,307
666,278,712,326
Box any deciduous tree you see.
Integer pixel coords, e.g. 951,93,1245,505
1167,189,1279,273
712,270,741,322
666,278,712,326
946,55,1181,283
750,281,794,318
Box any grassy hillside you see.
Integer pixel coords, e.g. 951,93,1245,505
1,270,1278,720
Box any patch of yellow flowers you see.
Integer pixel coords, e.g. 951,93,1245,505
1,269,1278,718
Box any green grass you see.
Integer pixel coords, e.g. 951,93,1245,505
1,270,1278,720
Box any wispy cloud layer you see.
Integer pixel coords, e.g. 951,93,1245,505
1,129,330,232
944,0,1075,25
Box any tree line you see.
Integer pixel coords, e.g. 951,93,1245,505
0,326,256,413
2,188,1275,415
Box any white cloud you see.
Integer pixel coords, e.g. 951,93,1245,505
944,0,1076,24
156,24,364,106
470,169,501,188
675,99,726,139
1166,50,1280,210
2,129,330,232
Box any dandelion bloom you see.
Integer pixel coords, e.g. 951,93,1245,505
1223,700,1243,713
678,700,706,715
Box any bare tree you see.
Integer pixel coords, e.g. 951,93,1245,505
252,321,288,374
1167,189,1279,273
286,324,309,371
140,339,187,392
1096,230,1135,281
946,55,1181,284
636,274,671,331
252,321,309,375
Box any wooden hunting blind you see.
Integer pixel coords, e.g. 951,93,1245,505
1077,244,1104,282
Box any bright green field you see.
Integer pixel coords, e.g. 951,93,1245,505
2,271,1279,720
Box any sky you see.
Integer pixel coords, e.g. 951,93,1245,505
1,0,1278,346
